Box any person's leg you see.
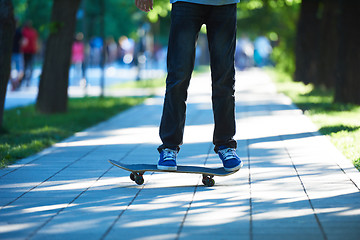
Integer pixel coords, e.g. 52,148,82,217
25,53,34,86
205,4,237,153
21,53,32,87
158,2,205,153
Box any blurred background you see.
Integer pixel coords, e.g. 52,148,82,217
2,0,360,110
6,0,297,92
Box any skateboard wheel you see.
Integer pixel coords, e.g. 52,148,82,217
135,175,144,185
202,177,215,187
130,173,135,181
202,179,206,185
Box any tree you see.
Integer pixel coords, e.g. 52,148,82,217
294,0,321,84
0,0,15,130
334,1,360,104
316,0,340,89
36,0,81,113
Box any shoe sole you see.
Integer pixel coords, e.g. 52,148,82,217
224,161,243,172
157,165,177,171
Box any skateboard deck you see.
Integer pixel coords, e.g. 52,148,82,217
108,159,239,187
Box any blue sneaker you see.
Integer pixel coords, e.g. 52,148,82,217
217,147,243,172
158,148,177,171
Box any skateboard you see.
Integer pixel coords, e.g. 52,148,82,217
108,159,239,187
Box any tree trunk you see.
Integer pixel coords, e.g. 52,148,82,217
316,0,340,89
0,0,15,130
36,0,81,113
334,1,360,104
294,0,321,85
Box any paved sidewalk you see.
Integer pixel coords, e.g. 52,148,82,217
1,69,359,240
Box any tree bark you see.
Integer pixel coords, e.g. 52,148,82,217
36,0,81,113
316,0,340,89
294,0,321,85
334,1,360,104
0,0,15,129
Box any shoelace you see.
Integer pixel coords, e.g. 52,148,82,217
219,148,236,161
163,149,177,161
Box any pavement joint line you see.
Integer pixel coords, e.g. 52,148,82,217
175,142,212,240
0,145,101,211
27,143,141,240
336,166,360,191
99,143,147,240
100,172,151,240
310,126,360,192
281,135,328,240
26,164,115,240
0,147,57,179
202,142,213,167
0,155,42,179
268,103,327,238
247,139,253,240
307,131,360,192
175,176,200,240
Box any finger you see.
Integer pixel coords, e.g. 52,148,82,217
148,0,154,11
135,0,145,11
135,0,152,12
144,0,150,11
143,0,150,12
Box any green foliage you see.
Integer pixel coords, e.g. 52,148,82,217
237,0,301,74
83,0,140,40
12,0,149,41
48,21,64,34
13,0,53,39
0,97,145,168
147,0,171,23
268,68,360,171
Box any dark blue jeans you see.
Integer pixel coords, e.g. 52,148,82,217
158,2,237,153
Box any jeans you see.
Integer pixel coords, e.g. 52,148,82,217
158,2,237,153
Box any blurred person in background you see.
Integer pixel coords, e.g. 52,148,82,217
89,37,103,67
235,35,254,70
106,37,118,64
10,19,24,91
118,36,135,66
71,33,85,86
19,20,38,88
253,36,272,67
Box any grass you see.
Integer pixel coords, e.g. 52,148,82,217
268,69,360,171
111,77,165,89
110,65,211,89
0,97,146,168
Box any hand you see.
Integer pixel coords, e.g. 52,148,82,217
135,0,153,12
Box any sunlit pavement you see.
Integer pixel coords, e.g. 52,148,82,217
1,69,359,240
